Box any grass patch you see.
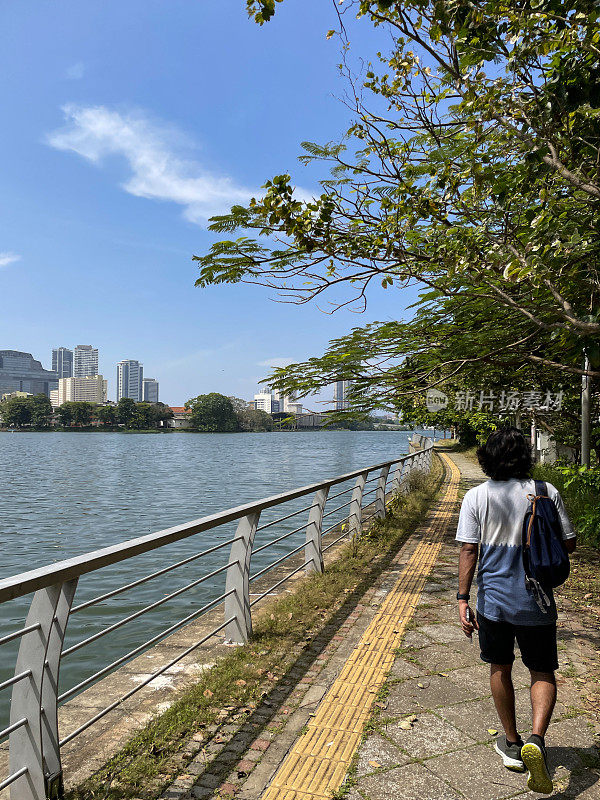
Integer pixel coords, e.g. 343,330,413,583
67,459,445,800
555,545,600,619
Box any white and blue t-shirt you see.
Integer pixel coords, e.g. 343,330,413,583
456,479,575,625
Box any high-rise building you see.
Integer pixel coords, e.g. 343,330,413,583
142,378,159,403
73,345,99,377
117,360,143,402
333,380,352,411
273,389,300,413
0,351,58,397
52,347,73,379
254,391,279,413
58,376,107,405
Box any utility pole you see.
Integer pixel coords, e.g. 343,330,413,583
581,355,591,467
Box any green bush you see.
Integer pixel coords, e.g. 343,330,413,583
533,463,600,549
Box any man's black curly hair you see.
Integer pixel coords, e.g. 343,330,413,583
476,427,534,481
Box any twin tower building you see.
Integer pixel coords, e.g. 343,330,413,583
52,346,159,404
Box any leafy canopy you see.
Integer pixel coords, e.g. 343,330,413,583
197,0,599,407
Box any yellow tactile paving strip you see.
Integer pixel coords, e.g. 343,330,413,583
261,453,460,800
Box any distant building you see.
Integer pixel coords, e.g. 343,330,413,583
52,347,73,379
333,380,352,411
254,391,279,414
49,389,59,408
142,378,159,403
117,360,143,401
58,375,107,405
164,406,193,429
1,390,33,402
0,351,58,397
74,345,99,377
273,389,301,413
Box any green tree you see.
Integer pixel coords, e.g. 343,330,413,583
30,394,53,428
71,402,94,427
229,396,274,431
117,397,137,426
185,394,240,432
96,405,118,426
0,397,33,428
195,1,600,445
129,403,155,430
57,401,95,427
57,402,74,427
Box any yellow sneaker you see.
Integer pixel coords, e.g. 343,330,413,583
521,736,553,795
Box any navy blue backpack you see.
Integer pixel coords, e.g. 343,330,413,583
522,480,570,612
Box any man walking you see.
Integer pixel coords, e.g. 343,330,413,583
456,428,576,794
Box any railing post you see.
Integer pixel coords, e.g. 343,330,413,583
391,459,406,493
375,465,390,519
349,471,368,537
405,454,416,486
305,487,329,575
224,512,260,645
41,580,77,800
9,583,70,800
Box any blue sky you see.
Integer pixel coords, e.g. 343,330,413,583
0,1,418,405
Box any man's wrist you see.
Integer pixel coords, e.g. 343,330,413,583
456,592,470,602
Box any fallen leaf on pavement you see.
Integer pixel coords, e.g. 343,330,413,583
488,728,498,736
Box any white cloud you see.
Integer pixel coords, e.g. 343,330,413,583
66,62,85,80
0,252,21,269
258,357,296,369
47,104,256,225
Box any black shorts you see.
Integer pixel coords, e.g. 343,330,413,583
477,612,558,673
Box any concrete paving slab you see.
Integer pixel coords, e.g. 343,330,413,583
386,712,475,758
445,664,495,698
419,623,467,645
427,742,529,800
411,643,477,673
545,715,599,751
355,734,409,777
356,762,465,799
438,695,508,739
383,675,482,718
402,630,435,649
388,657,425,680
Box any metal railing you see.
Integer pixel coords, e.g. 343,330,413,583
0,436,433,800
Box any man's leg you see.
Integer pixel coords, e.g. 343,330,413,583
490,664,519,742
530,670,556,737
517,625,558,793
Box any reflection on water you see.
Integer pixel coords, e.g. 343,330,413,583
0,429,423,722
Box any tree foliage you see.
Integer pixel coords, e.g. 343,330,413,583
185,393,240,432
195,1,600,433
58,401,95,427
229,397,274,431
0,395,53,428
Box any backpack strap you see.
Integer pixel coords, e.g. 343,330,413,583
534,479,548,497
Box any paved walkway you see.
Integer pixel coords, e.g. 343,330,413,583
167,451,599,800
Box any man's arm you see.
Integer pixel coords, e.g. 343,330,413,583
458,543,479,636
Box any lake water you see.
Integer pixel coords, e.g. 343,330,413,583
0,430,427,723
